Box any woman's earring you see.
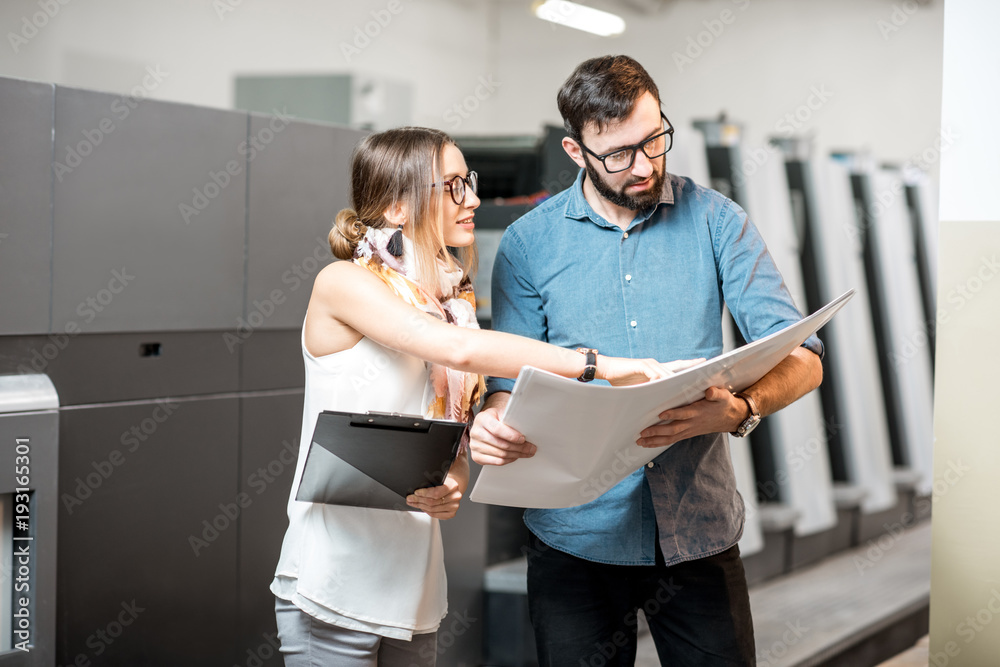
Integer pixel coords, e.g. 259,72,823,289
387,227,405,258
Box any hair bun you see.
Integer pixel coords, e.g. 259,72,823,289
330,208,368,260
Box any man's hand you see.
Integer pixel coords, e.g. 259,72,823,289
470,392,536,466
636,346,824,448
636,386,746,448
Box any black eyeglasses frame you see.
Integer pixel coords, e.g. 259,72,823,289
431,170,479,205
577,113,674,174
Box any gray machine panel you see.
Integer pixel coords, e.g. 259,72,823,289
240,329,304,393
0,332,239,406
237,392,304,666
52,86,248,333
0,77,54,335
245,115,364,330
57,397,240,666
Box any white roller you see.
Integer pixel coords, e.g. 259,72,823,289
721,306,764,556
667,123,711,187
741,147,837,537
909,169,940,293
809,158,897,513
681,128,764,552
867,167,936,495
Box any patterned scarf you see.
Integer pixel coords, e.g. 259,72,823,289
353,226,485,434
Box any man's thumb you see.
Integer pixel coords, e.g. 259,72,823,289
706,386,727,401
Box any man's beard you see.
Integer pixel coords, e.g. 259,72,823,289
584,156,665,211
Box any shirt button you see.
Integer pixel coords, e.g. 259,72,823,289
623,232,629,239
625,274,632,282
647,462,654,468
630,320,637,328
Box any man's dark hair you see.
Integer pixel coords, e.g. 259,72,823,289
557,55,661,142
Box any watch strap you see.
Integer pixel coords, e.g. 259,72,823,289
730,392,761,437
735,392,760,418
575,348,598,382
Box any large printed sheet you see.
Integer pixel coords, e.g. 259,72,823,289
469,290,855,509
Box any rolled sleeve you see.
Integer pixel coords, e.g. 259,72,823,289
802,334,825,359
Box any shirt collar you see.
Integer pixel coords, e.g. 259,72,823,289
563,168,676,230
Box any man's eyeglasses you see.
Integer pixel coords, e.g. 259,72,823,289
432,171,479,205
578,113,674,174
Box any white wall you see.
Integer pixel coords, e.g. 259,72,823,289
929,0,1000,663
0,0,494,130
0,0,942,168
488,0,944,167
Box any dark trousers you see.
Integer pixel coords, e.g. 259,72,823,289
525,532,755,666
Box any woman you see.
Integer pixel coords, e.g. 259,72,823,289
271,127,674,666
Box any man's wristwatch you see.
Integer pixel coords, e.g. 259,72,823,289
730,392,761,438
575,348,598,382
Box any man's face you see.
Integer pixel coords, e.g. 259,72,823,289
578,91,666,211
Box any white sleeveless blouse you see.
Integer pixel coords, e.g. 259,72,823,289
270,314,447,639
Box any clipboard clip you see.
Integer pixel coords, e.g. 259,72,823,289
350,411,431,432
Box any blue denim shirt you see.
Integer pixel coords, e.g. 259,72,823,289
486,169,823,566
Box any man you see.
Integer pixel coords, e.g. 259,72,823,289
469,55,824,666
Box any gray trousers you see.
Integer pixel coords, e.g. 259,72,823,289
275,596,437,667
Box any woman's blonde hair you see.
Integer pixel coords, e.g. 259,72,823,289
330,127,477,293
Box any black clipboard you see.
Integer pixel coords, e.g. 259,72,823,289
295,410,466,511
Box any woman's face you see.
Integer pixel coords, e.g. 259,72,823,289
437,143,480,248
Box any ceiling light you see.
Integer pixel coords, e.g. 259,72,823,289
532,1,626,37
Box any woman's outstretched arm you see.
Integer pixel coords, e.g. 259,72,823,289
308,261,675,385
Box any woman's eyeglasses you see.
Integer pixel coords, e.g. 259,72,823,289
432,171,479,205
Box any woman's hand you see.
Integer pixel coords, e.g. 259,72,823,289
406,476,464,519
406,449,470,519
598,356,706,386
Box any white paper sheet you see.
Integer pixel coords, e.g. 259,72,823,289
469,290,855,509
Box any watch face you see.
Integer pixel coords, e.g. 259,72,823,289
732,414,761,438
577,348,598,382
739,415,761,437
